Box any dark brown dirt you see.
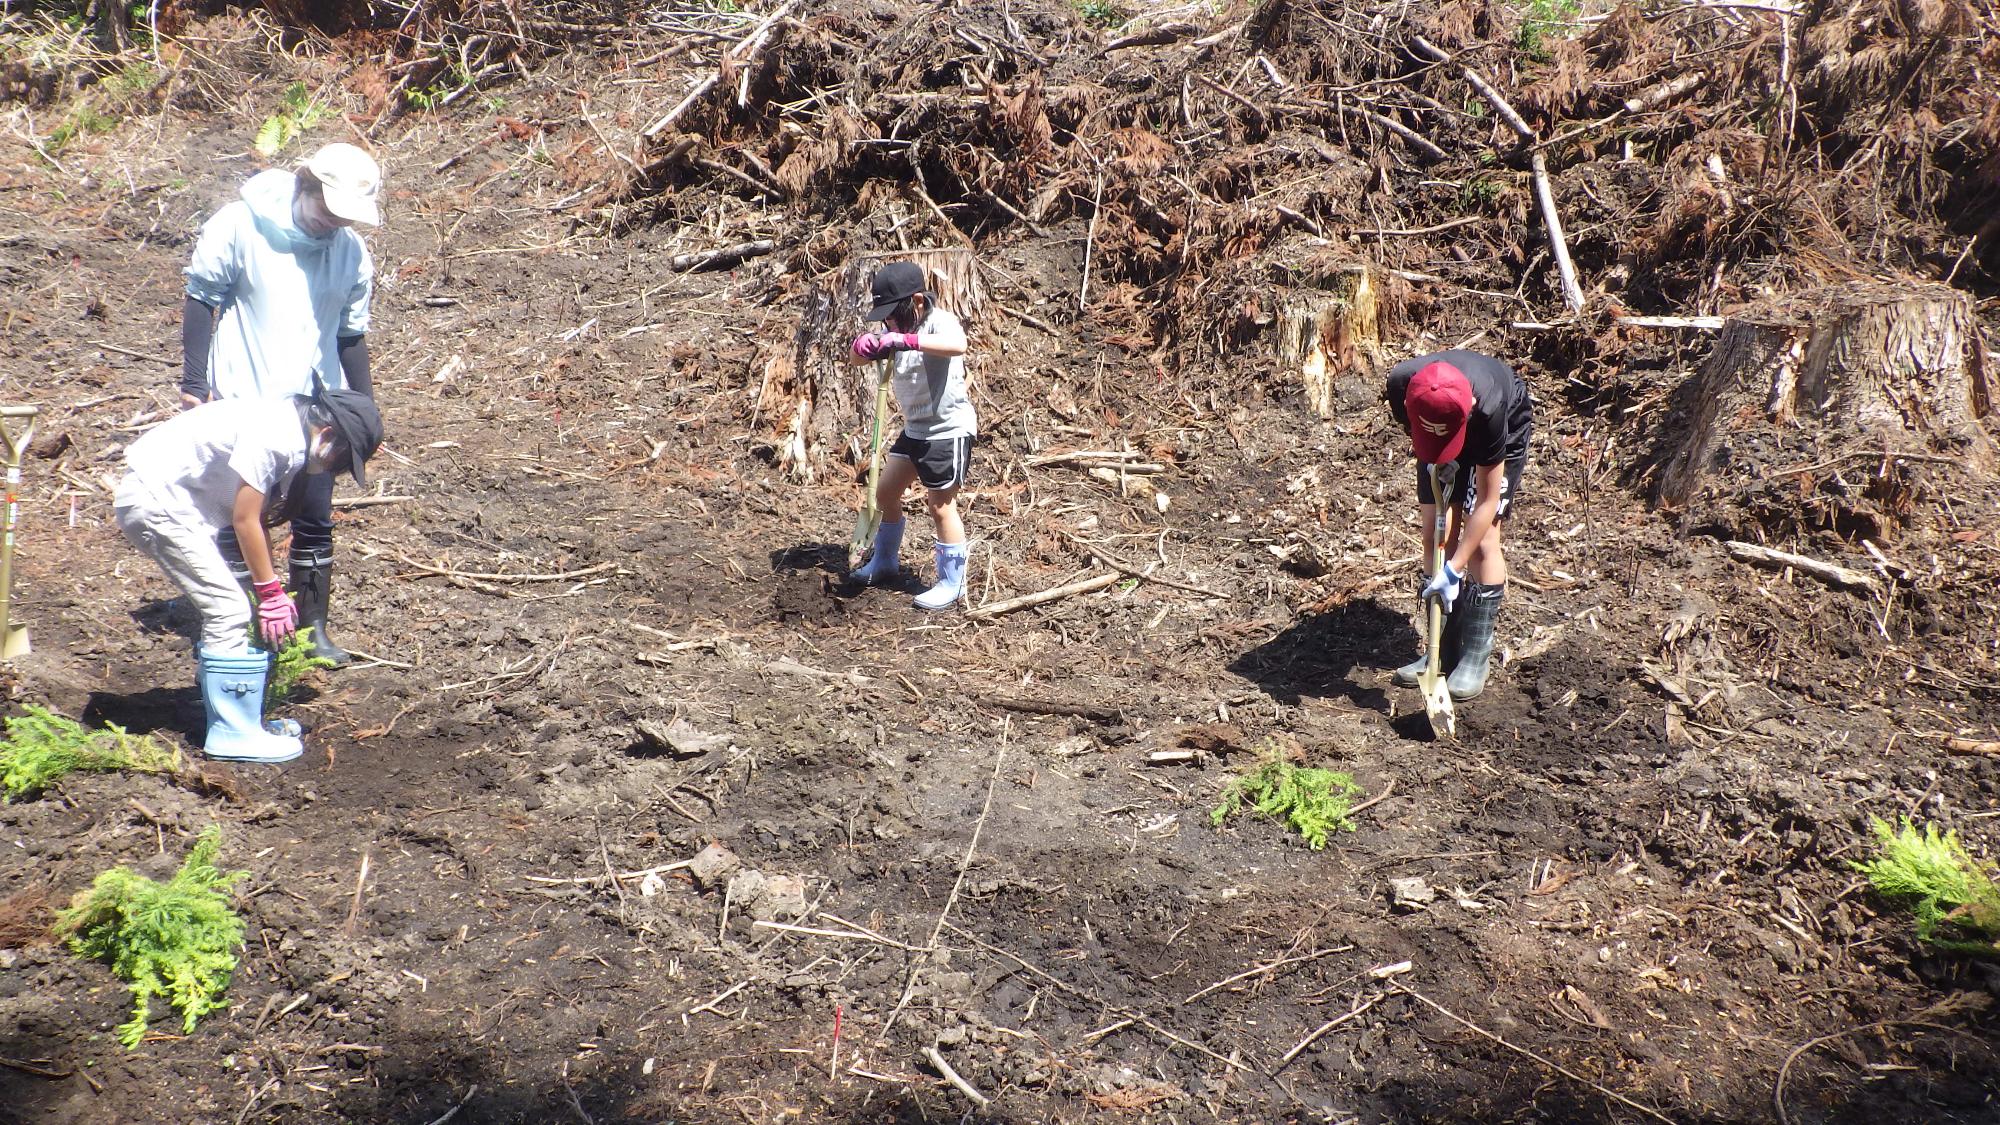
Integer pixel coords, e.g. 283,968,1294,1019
4,6,2000,1125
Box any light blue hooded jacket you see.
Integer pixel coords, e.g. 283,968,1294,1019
184,169,373,400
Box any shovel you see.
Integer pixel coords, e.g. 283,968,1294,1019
847,360,893,570
0,405,39,660
1417,462,1456,737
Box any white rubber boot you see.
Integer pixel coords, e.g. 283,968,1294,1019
914,541,968,611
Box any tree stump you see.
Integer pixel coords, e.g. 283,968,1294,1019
765,249,984,481
1274,261,1382,419
1652,282,1993,539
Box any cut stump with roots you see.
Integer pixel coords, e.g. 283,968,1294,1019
1651,282,1994,539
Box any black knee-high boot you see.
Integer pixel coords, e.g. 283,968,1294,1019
288,472,349,667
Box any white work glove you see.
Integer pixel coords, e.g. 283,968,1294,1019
1422,562,1463,613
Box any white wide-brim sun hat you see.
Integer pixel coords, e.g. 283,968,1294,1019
303,142,381,227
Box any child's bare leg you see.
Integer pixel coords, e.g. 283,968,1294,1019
875,456,918,514
927,485,963,544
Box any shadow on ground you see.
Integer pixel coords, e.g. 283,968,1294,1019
1228,597,1416,714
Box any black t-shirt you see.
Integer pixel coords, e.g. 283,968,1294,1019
1384,349,1534,465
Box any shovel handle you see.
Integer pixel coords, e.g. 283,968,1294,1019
0,405,37,467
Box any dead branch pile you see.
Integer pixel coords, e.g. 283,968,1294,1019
60,0,1983,373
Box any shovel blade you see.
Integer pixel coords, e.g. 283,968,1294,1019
848,507,880,570
1421,674,1455,737
2,625,28,660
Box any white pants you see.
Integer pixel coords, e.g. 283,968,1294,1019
114,476,253,655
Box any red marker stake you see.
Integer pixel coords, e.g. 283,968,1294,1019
829,1003,843,1080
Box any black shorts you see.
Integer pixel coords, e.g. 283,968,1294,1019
1415,453,1527,520
889,432,973,491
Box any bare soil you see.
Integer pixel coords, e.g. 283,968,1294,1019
3,5,2000,1124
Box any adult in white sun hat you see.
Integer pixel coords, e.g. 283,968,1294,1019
179,141,383,668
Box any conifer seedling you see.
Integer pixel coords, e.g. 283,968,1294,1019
1210,745,1362,850
265,628,335,715
0,706,181,802
1855,817,2000,954
56,826,248,1048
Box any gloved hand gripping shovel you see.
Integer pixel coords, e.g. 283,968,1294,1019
0,406,39,659
847,360,893,569
1419,462,1457,737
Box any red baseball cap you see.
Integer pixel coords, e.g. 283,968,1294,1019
1405,361,1473,463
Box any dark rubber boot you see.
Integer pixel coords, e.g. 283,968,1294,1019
1446,581,1504,700
288,545,351,668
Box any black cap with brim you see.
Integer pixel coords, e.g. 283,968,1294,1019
320,389,384,486
866,261,927,321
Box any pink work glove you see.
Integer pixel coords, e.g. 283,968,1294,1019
850,332,920,361
253,578,298,649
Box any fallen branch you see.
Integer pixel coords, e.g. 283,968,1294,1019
1531,151,1586,313
524,858,696,888
1775,1021,1989,1125
330,493,414,509
1057,530,1234,600
1277,993,1383,1069
669,239,776,272
1723,540,1881,594
1945,738,2000,756
1024,448,1153,467
751,919,918,950
367,545,619,586
640,0,800,137
423,1084,481,1125
1000,304,1057,334
1411,37,1532,140
1103,21,1198,52
964,571,1123,620
1408,37,1583,313
1354,216,1483,238
1335,102,1447,163
1184,945,1354,1005
1615,314,1725,330
924,1045,990,1109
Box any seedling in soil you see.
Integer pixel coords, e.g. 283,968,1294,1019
1077,0,1127,28
1210,746,1361,850
254,81,327,157
1855,817,2000,954
56,825,248,1048
265,628,335,715
0,706,181,802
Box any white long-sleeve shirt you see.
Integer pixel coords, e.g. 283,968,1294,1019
184,169,373,400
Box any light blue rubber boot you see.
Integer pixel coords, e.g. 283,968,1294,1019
914,541,968,611
197,650,303,763
850,520,905,586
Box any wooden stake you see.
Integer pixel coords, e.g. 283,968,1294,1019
343,852,370,935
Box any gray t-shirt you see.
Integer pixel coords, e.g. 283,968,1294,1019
890,306,976,441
